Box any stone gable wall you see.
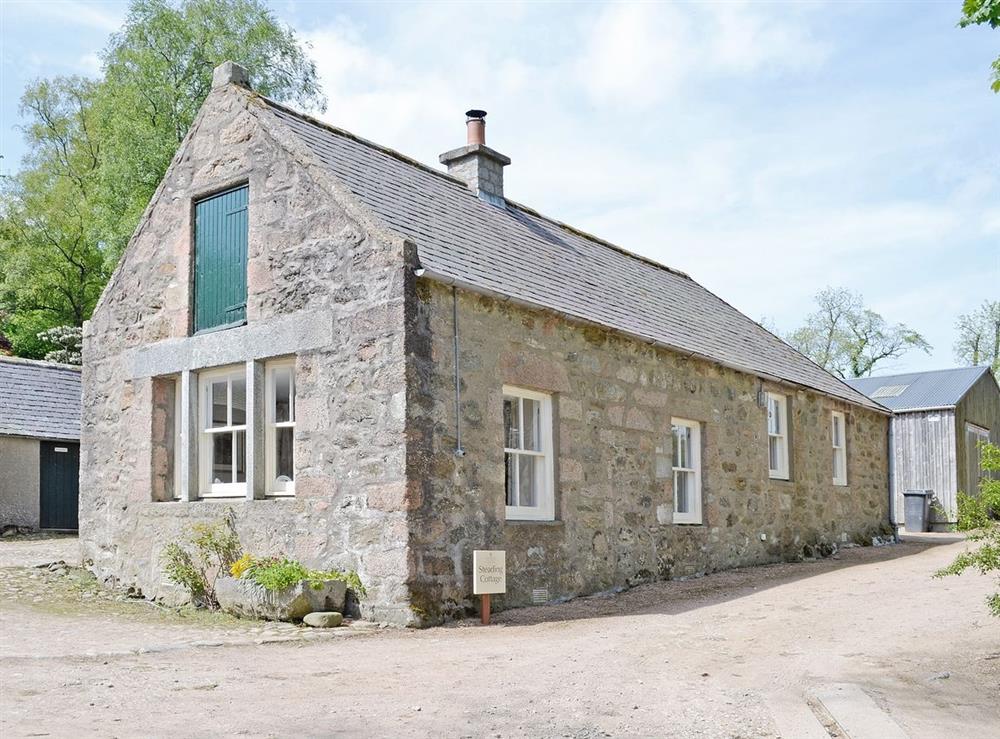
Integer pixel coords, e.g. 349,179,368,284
81,87,415,623
406,281,890,621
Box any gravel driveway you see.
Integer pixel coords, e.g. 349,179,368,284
1,535,997,738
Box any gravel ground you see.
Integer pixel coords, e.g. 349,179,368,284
1,535,998,738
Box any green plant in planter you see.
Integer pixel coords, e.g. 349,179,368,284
237,555,366,597
161,510,242,608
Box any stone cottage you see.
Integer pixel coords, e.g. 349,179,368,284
81,62,891,625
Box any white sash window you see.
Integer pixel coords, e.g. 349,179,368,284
672,418,702,524
767,392,789,480
503,386,555,521
831,411,847,486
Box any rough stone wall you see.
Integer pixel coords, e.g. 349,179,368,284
0,437,40,529
406,282,890,621
80,85,415,623
442,150,506,206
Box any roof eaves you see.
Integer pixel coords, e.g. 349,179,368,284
0,356,82,373
892,405,956,413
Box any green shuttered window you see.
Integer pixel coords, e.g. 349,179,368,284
194,185,248,333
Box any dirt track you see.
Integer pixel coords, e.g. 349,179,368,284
1,535,998,738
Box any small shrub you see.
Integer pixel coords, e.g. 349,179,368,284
163,542,206,601
161,510,242,608
955,492,992,532
935,440,1000,616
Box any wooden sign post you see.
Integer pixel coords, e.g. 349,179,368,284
472,550,506,625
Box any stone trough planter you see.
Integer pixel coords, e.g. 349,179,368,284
215,577,347,622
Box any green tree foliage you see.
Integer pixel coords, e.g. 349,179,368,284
954,300,1000,380
959,0,1000,92
0,0,324,359
936,441,1000,616
787,287,931,378
0,78,108,358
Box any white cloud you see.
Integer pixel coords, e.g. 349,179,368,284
3,0,123,32
572,2,830,109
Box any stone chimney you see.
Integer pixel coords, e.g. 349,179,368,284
439,110,510,207
212,61,250,90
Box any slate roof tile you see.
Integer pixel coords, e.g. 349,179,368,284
260,99,884,412
0,357,82,441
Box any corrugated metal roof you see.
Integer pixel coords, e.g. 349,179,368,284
845,366,993,411
258,98,884,413
0,357,81,441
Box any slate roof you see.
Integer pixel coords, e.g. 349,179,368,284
0,357,82,441
845,366,995,412
260,98,885,413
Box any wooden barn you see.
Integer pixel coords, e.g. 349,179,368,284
848,366,1000,530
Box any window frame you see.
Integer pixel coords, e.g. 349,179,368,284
198,365,249,498
502,385,555,522
831,411,848,486
173,375,183,500
671,418,703,525
265,359,296,497
966,422,991,490
767,392,790,480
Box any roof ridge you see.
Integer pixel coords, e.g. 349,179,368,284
861,366,989,381
258,94,698,285
256,94,467,189
0,356,82,372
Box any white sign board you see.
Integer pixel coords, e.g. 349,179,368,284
473,550,506,595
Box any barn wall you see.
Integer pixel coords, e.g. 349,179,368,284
891,410,956,525
954,372,1000,497
0,436,40,530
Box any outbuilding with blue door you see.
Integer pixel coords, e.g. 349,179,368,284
0,357,82,532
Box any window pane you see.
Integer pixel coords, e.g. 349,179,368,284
505,452,516,505
518,454,537,507
768,397,781,435
675,471,690,513
832,416,842,447
276,426,294,482
769,436,781,472
212,432,233,483
234,430,246,483
523,398,541,452
231,376,246,426
274,368,292,423
503,396,520,449
673,425,690,469
211,381,228,427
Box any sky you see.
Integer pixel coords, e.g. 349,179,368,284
1,0,997,375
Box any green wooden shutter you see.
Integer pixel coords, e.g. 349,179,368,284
194,185,248,333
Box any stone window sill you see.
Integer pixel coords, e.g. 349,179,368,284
504,519,564,527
